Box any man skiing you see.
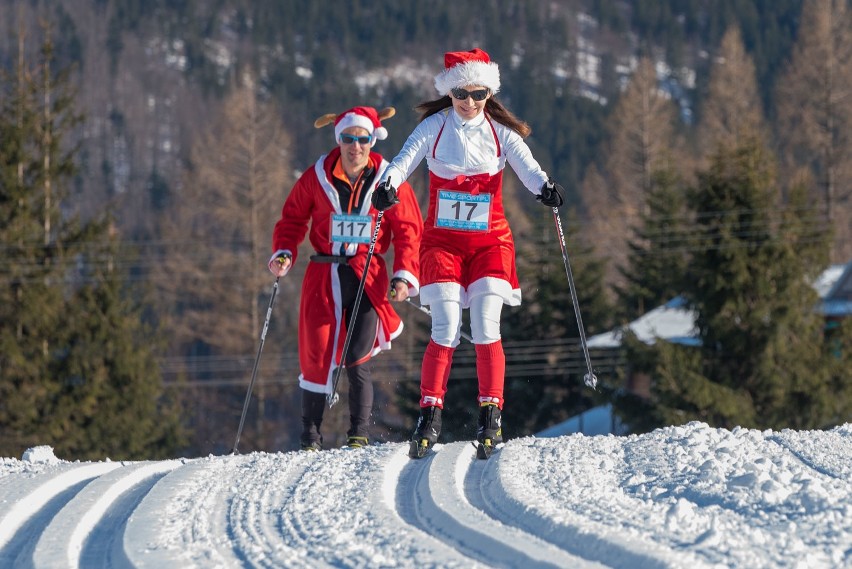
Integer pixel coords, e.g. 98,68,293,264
269,106,423,450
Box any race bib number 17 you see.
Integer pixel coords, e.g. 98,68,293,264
436,191,491,231
330,214,373,244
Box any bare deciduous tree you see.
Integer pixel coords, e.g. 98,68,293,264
697,26,766,158
582,57,681,293
155,73,297,453
776,0,852,261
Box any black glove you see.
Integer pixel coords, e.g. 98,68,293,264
372,179,400,211
536,179,564,208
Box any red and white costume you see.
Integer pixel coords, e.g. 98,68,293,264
271,147,422,394
382,108,548,308
380,48,550,410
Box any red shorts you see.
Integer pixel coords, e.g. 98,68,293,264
420,239,516,288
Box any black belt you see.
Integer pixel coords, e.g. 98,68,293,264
310,254,352,264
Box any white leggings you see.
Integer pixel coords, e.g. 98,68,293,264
429,294,504,347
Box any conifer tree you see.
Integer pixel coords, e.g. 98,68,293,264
615,165,690,321
622,138,851,431
45,231,186,460
500,208,612,435
0,29,82,454
0,28,183,459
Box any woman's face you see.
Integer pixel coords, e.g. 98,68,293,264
450,84,490,121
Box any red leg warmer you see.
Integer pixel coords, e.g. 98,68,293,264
419,340,455,408
475,340,505,409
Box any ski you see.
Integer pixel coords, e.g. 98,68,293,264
409,406,442,459
409,438,433,459
298,437,371,453
346,436,370,449
474,439,496,460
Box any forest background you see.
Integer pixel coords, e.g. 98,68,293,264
1,0,850,459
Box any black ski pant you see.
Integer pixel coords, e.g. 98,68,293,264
301,264,376,442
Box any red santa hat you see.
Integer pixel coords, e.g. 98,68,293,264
314,107,396,146
434,48,501,96
334,106,388,144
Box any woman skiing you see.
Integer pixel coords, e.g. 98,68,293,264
372,48,564,458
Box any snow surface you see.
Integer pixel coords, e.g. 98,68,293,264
1,422,850,568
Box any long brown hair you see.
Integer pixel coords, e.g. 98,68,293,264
415,95,532,138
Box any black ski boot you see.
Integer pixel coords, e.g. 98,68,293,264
300,428,323,451
346,419,370,449
346,436,369,449
476,403,502,459
409,406,442,459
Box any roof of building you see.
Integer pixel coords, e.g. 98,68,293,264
587,261,852,349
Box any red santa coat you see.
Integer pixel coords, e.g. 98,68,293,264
272,148,422,393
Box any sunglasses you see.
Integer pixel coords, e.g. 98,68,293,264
451,87,490,102
340,133,373,145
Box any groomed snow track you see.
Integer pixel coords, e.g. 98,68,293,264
0,441,705,568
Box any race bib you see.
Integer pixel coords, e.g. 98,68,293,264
435,190,491,231
330,213,373,244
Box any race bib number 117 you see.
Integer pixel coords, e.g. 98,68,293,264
330,214,373,244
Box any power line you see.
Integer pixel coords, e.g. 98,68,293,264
158,339,626,389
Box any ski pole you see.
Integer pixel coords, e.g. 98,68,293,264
327,210,384,407
404,297,473,343
551,208,598,390
232,277,279,454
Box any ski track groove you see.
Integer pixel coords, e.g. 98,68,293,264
237,452,330,569
270,444,474,569
388,444,482,569
0,479,91,568
398,441,601,569
28,460,182,568
3,425,848,568
78,470,172,569
0,444,698,569
123,456,248,568
766,433,849,481
0,462,122,557
0,462,124,568
15,430,839,567
491,438,707,569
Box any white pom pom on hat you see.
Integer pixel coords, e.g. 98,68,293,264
434,47,501,96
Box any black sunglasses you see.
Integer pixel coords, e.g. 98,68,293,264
340,133,373,145
451,87,490,102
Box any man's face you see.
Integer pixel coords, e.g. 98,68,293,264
338,126,372,174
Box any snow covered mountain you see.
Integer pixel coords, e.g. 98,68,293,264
1,421,850,568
